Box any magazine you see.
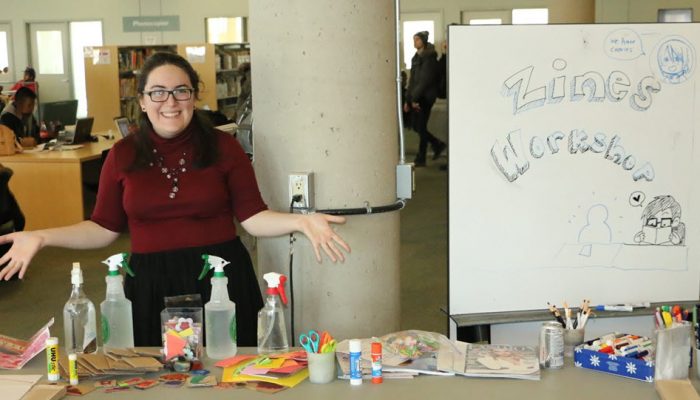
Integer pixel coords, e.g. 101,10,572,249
437,341,540,380
0,319,54,370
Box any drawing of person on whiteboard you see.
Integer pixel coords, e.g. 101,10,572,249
633,195,685,245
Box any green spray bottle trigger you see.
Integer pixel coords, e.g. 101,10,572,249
199,254,231,280
102,253,134,277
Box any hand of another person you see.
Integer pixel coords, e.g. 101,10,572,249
411,102,421,111
0,231,43,280
403,103,410,113
299,213,351,263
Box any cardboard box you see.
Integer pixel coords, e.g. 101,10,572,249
574,338,655,383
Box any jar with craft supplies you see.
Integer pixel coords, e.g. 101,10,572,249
161,294,204,364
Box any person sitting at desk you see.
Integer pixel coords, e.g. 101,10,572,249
10,67,38,95
0,87,40,146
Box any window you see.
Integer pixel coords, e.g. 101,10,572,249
512,8,549,25
0,23,12,80
36,30,65,74
206,17,247,44
462,10,510,25
658,9,692,23
402,20,435,70
70,21,102,118
469,19,502,25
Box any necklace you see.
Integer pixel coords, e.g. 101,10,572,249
150,148,187,199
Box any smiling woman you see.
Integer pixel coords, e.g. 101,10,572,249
0,52,350,348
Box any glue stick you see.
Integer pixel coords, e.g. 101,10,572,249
371,341,383,384
45,337,59,382
349,339,362,385
69,353,79,385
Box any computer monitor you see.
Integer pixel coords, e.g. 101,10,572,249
39,99,78,129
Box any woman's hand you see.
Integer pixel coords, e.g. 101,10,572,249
299,213,351,263
0,231,44,280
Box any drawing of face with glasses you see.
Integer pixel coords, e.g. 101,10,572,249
633,195,685,245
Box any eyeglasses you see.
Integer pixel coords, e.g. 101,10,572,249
142,87,194,102
646,217,672,228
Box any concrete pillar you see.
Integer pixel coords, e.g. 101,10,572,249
250,0,401,340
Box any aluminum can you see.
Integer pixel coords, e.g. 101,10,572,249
539,321,564,369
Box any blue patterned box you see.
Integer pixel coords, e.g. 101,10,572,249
574,339,655,383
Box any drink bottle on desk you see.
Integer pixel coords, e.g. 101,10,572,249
63,262,97,354
257,272,289,354
200,254,237,359
100,253,135,350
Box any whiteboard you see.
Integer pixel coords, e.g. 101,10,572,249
449,23,700,316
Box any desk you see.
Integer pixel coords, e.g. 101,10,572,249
0,138,115,230
2,350,699,400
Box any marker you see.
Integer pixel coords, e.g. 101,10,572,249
594,303,650,312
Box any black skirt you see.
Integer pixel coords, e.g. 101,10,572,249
124,237,263,347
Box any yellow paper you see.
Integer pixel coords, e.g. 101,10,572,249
178,328,194,337
223,368,308,388
256,357,285,369
221,356,308,388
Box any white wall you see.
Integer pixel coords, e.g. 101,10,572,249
0,0,248,84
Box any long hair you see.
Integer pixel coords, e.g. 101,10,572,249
128,52,218,171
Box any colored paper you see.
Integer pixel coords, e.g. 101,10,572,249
214,354,257,368
164,332,187,361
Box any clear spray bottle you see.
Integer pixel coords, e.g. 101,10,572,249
99,253,134,350
257,272,289,354
63,262,97,354
199,254,237,359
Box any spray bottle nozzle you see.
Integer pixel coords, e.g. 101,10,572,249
198,254,231,280
263,272,288,305
102,253,134,277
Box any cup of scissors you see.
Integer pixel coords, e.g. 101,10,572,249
300,330,337,384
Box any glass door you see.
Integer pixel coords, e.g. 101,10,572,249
29,22,72,102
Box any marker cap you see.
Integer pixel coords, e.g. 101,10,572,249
46,337,58,346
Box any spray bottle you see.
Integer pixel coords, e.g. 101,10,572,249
257,272,289,354
63,262,97,354
199,254,237,359
100,253,135,350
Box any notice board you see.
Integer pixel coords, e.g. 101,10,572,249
448,23,700,316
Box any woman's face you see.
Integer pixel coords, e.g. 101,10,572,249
139,64,195,139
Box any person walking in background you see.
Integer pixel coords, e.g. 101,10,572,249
404,31,446,167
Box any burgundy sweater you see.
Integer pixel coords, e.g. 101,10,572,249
91,123,267,253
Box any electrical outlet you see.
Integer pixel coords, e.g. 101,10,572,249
288,172,314,210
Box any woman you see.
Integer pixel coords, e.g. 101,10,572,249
0,52,350,346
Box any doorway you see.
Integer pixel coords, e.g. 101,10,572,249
29,22,71,103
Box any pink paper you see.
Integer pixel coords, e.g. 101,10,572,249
0,319,54,370
241,366,270,375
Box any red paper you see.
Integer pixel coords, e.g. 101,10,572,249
214,354,257,368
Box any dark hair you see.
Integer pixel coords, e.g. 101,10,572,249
23,67,35,81
15,86,36,103
129,52,218,171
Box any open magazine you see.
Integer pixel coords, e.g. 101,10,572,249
437,341,540,380
0,319,54,370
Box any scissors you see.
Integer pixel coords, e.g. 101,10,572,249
299,330,320,353
318,331,336,353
